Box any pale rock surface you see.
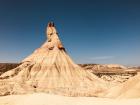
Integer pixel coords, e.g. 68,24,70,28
0,22,107,96
105,73,140,98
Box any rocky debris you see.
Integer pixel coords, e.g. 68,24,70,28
98,74,135,86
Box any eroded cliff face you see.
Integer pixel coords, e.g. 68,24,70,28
0,22,107,97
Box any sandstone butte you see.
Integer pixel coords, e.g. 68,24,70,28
0,22,107,96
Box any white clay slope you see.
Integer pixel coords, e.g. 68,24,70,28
0,22,107,96
105,72,140,98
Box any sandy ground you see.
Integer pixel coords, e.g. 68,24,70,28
0,93,140,105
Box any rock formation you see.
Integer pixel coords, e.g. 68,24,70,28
105,72,140,98
0,22,107,96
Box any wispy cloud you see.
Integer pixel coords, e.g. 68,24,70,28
89,56,115,60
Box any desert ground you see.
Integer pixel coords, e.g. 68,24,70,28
0,93,140,105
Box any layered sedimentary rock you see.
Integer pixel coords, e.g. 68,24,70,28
0,22,107,96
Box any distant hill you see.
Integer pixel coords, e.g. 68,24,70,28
79,64,139,74
0,63,139,75
79,64,127,72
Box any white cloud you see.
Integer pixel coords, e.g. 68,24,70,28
89,56,115,60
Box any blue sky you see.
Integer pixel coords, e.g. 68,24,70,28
0,0,140,66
